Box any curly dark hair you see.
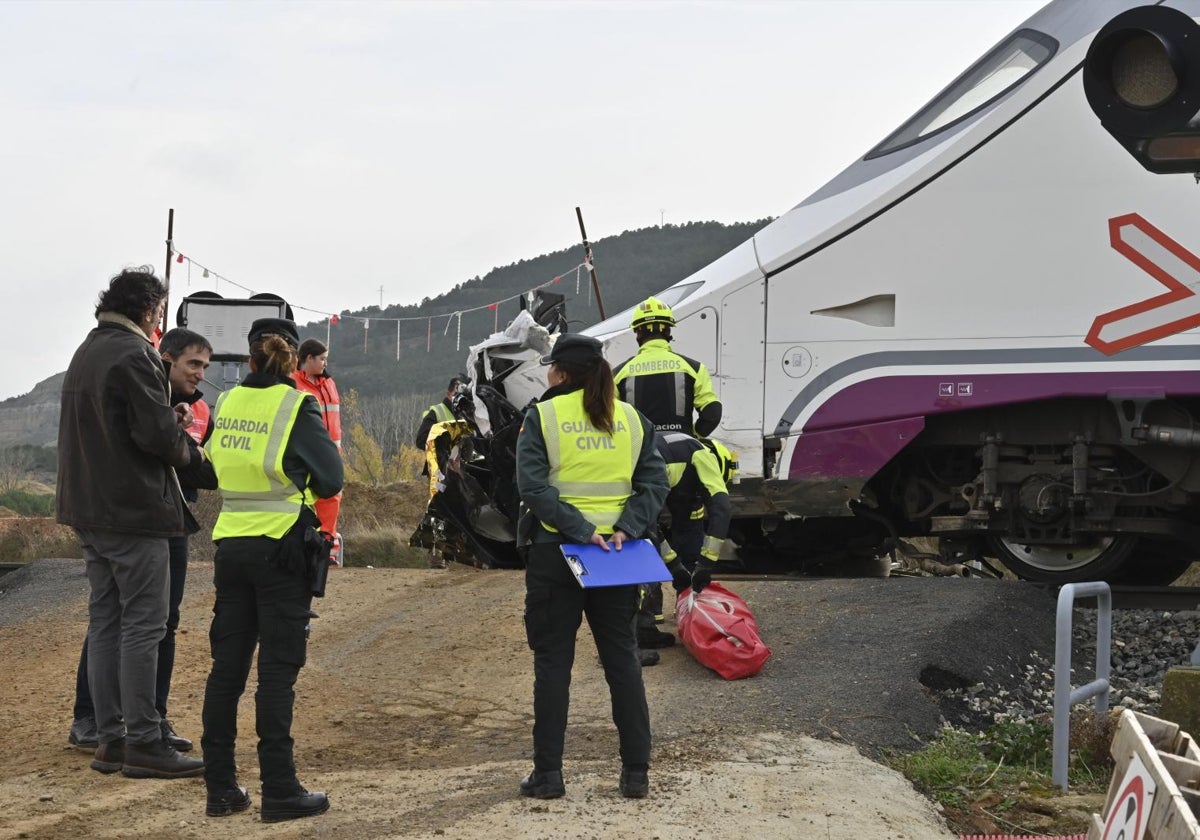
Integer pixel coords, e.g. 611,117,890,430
95,266,168,323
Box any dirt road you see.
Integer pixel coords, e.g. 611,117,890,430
0,562,952,839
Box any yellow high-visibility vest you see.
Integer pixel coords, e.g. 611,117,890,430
207,384,313,540
535,391,643,535
429,402,454,423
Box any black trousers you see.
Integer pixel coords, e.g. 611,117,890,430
201,537,312,797
524,542,650,772
74,534,189,721
638,516,705,631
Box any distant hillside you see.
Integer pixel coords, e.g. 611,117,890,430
0,220,771,448
301,220,771,398
0,372,64,448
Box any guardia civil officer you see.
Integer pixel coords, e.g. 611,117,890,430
515,333,668,800
200,318,343,823
612,297,722,437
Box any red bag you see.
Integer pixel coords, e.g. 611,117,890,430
676,582,771,680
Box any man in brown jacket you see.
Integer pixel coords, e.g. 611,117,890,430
56,267,205,779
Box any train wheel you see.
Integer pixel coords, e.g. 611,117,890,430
1111,541,1194,586
987,534,1137,583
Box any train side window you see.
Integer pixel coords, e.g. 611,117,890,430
866,29,1057,159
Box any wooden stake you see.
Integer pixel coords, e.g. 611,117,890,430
575,207,606,320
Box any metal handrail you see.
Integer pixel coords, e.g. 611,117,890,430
1052,581,1112,791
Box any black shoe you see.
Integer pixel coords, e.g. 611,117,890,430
619,767,649,799
637,628,675,649
519,769,565,799
206,785,252,817
90,738,125,774
261,787,330,823
161,719,193,752
69,717,99,751
121,737,205,778
638,649,661,667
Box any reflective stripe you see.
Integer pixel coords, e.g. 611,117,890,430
261,390,304,499
673,372,685,418
624,403,643,476
220,498,303,514
540,400,562,485
431,403,453,423
702,535,723,559
323,404,340,413
555,481,632,496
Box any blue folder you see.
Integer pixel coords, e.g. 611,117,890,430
560,538,671,588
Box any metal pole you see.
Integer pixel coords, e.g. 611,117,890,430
1052,581,1112,791
575,206,606,320
326,316,331,348
163,208,174,331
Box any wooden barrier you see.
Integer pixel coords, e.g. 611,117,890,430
1087,710,1200,839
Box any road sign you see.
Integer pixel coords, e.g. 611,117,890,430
1086,213,1200,355
1101,752,1156,840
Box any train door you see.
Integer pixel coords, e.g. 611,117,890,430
719,278,766,432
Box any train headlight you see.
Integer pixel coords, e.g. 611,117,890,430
1111,32,1178,109
1084,5,1200,173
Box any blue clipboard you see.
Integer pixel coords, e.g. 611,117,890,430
560,538,671,588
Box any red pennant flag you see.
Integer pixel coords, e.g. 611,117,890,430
176,253,184,263
553,276,561,283
330,314,339,325
487,303,498,310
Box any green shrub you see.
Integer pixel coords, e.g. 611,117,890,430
0,490,54,516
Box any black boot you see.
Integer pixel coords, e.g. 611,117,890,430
261,787,330,823
161,719,193,752
519,769,565,799
619,766,649,799
637,627,675,649
90,738,125,774
206,785,252,817
122,737,205,778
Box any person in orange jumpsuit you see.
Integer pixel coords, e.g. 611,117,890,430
291,338,343,564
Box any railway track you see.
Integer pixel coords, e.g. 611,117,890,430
715,572,1200,612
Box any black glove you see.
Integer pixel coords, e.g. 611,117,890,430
668,561,692,594
691,565,713,594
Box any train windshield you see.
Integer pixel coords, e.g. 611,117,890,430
588,281,704,335
866,29,1057,159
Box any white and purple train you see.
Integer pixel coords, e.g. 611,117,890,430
471,1,1200,584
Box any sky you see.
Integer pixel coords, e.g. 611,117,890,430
0,0,1045,402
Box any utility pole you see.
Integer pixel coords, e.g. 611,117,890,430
163,208,174,333
660,209,665,228
575,207,606,320
378,285,384,308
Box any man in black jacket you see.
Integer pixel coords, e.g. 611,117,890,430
56,267,205,779
68,328,217,755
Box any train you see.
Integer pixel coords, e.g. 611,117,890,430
429,0,1200,585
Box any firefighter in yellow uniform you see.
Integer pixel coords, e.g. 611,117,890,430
200,318,342,824
515,334,668,801
414,374,474,448
612,297,722,437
